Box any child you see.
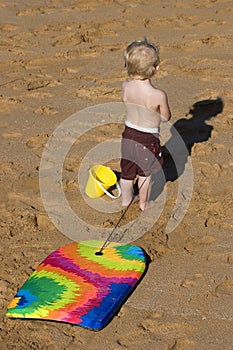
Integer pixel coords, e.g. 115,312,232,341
120,38,171,211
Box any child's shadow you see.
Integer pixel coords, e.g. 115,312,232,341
150,97,224,200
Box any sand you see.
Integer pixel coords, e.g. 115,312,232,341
0,0,233,349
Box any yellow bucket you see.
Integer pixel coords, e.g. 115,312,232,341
85,165,121,199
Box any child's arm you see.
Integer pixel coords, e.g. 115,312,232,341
158,90,171,122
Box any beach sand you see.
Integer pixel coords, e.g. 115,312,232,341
1,1,233,349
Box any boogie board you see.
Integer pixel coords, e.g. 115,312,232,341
6,240,147,330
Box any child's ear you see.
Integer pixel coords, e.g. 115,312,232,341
152,65,159,76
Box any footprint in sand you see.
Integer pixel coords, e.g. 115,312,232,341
141,319,196,337
24,56,63,69
26,78,61,91
7,32,38,49
200,162,221,178
138,319,196,349
0,162,15,175
7,192,43,211
0,96,23,113
63,157,80,173
0,24,18,31
169,338,196,350
76,84,120,101
52,33,84,47
26,134,49,149
34,212,55,231
115,323,168,349
35,106,58,115
215,279,233,296
207,252,233,265
180,273,204,289
2,132,22,139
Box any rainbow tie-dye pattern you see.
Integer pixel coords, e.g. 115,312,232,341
6,240,147,330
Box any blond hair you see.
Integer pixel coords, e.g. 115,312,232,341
124,38,160,80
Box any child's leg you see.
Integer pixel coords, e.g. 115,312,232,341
138,175,151,211
120,178,133,206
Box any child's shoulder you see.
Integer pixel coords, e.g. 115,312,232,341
151,85,168,98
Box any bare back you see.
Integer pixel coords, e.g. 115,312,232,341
122,79,171,129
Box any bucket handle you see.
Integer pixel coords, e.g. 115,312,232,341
96,181,121,199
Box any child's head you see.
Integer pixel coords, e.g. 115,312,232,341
124,38,160,80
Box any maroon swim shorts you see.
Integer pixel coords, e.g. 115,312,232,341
120,126,163,180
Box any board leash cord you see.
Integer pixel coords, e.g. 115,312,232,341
96,177,148,255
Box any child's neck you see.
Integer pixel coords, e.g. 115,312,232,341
131,77,151,83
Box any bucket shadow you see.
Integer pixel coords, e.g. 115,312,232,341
150,97,224,200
